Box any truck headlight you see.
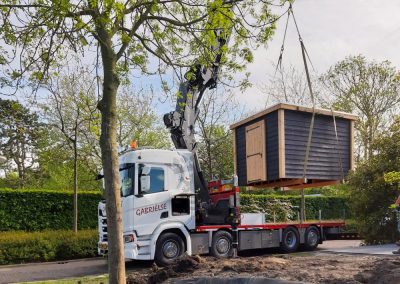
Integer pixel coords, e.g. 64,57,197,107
124,234,134,243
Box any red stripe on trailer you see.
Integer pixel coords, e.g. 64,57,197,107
196,221,345,232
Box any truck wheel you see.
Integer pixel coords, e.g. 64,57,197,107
155,232,185,266
211,230,233,258
280,227,300,253
304,226,320,250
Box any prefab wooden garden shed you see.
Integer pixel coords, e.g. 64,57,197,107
230,103,357,189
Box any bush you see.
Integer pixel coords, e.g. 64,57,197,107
348,119,400,244
0,229,98,265
0,188,101,231
0,188,349,231
240,194,349,222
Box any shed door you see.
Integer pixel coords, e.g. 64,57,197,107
245,120,267,183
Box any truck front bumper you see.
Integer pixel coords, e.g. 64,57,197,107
124,242,152,260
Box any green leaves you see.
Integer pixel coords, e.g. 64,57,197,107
241,194,349,222
348,118,400,244
322,55,400,160
0,188,101,231
0,0,279,93
384,172,400,184
0,229,98,264
0,99,43,187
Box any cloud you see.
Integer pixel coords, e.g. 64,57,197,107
236,0,400,110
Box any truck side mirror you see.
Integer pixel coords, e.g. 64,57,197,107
140,175,151,193
140,166,151,193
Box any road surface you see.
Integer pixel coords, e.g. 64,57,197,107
0,240,397,284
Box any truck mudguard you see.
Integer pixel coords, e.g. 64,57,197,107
150,222,192,259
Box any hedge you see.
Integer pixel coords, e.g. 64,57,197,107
0,188,101,231
0,229,98,265
0,188,350,231
240,194,350,222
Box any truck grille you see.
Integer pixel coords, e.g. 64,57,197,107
98,202,108,254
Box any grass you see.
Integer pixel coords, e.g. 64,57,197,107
18,274,108,284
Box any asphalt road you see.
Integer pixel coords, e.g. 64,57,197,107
0,258,108,284
0,240,396,284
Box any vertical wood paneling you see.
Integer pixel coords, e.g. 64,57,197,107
284,110,351,180
235,126,247,186
278,109,286,178
233,129,237,175
349,120,355,170
265,112,279,181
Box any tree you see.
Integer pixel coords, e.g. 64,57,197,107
261,65,324,107
116,88,170,149
76,85,170,171
321,55,400,160
0,1,279,281
197,90,242,181
348,117,400,243
42,66,98,233
0,99,42,187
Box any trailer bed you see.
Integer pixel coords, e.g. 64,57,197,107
196,220,345,232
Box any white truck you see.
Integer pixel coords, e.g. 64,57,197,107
97,148,343,266
97,23,344,266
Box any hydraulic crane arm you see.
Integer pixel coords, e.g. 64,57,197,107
163,29,229,209
163,30,227,152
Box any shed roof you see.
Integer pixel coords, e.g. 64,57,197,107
229,103,358,130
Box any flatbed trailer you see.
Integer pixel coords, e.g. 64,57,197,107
196,221,345,232
189,221,344,256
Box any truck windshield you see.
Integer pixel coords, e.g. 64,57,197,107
120,163,135,197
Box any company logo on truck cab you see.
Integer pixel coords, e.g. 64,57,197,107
136,203,167,216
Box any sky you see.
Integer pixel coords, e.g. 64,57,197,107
238,0,400,111
3,0,400,116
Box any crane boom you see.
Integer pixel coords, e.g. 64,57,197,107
163,29,229,219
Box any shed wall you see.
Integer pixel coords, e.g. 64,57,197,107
235,111,279,186
265,111,279,181
284,110,350,180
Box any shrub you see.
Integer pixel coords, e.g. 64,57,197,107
0,229,98,265
348,119,400,244
0,188,101,231
240,194,349,222
0,188,349,231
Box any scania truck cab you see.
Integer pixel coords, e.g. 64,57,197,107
99,149,198,264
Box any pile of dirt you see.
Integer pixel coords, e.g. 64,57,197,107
355,258,400,284
127,255,203,284
127,253,400,284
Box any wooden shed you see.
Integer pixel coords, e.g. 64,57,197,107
230,103,357,189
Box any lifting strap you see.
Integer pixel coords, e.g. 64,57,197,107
274,5,316,182
331,108,345,183
283,3,316,223
290,3,316,181
275,8,291,76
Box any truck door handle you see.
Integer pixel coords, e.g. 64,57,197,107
160,211,168,219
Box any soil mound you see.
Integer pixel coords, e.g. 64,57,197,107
355,258,400,284
127,255,202,284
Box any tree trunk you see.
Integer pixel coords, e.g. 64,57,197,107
300,189,306,223
73,139,78,234
206,139,212,180
98,36,126,284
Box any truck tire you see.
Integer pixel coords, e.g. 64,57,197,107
155,232,185,266
211,230,233,258
304,226,320,250
280,227,300,253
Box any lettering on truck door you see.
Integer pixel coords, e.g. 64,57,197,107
133,164,171,236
